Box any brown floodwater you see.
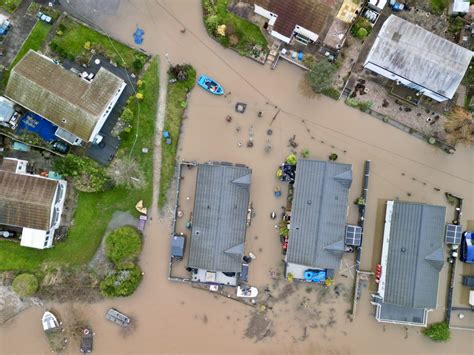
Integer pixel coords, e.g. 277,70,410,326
1,1,473,354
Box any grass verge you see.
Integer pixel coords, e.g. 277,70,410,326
202,0,267,56
50,16,148,72
430,0,449,14
0,58,159,272
0,0,22,13
2,20,53,87
158,65,196,210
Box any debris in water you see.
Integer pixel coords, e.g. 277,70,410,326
235,102,247,113
237,141,243,147
247,140,254,148
270,211,277,219
264,141,272,153
267,129,273,136
258,111,263,118
225,115,232,122
289,135,298,148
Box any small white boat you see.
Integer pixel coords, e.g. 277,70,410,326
236,286,258,298
42,311,59,332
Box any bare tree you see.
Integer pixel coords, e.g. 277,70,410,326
444,106,473,146
107,158,145,189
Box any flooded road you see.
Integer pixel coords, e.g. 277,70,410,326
1,1,473,354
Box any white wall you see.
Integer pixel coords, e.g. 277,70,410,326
254,5,277,26
89,81,127,142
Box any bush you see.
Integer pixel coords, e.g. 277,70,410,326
322,87,340,100
351,18,372,38
53,155,110,192
423,322,450,342
346,98,373,112
305,60,337,94
356,27,368,39
12,273,38,297
132,56,144,71
286,153,297,165
105,226,142,267
100,265,142,297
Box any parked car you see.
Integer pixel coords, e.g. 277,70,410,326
51,140,70,154
0,20,11,36
37,11,52,24
460,231,474,263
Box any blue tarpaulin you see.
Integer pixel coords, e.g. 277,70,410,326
133,27,144,45
17,112,58,142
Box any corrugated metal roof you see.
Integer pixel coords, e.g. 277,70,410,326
364,15,473,99
286,160,352,270
384,201,445,309
5,50,124,141
0,170,58,230
188,164,251,273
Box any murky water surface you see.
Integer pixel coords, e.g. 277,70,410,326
1,1,473,354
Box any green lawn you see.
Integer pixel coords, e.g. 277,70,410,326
158,66,196,210
0,58,159,272
202,0,267,56
50,16,148,72
2,20,53,87
0,0,22,13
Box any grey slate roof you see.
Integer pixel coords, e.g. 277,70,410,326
188,164,251,273
286,160,352,270
5,50,124,141
384,201,446,309
364,15,473,99
378,302,426,325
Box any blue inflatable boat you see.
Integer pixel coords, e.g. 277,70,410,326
304,270,327,283
197,75,224,95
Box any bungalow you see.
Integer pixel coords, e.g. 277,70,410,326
247,0,330,45
187,163,252,286
285,160,352,280
0,157,67,249
372,201,446,326
364,15,473,102
5,50,126,145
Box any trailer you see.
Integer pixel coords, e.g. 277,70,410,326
105,308,131,328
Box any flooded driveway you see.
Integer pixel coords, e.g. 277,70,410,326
1,1,473,354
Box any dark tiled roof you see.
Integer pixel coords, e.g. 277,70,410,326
384,201,445,309
0,170,58,230
5,50,124,141
286,160,352,270
188,164,251,273
253,0,331,37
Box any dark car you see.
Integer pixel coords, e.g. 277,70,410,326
460,231,474,263
51,140,70,154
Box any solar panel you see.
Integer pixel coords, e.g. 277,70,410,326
345,225,362,246
445,224,462,245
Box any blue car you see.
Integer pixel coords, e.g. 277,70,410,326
460,231,474,263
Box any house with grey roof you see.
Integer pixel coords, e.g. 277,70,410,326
0,157,67,249
5,50,126,145
364,15,473,102
372,200,446,326
285,160,352,280
188,163,251,286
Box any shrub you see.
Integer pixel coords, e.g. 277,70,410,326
132,57,144,71
329,153,338,161
53,155,110,192
83,41,91,50
286,153,297,165
306,60,337,94
301,148,310,158
351,18,372,39
346,98,373,112
322,87,340,100
423,322,450,342
100,265,142,297
12,274,38,297
58,23,66,32
302,54,317,70
135,92,144,100
56,30,63,36
356,27,368,39
204,14,219,33
105,226,142,267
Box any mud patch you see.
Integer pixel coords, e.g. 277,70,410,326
245,310,274,342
